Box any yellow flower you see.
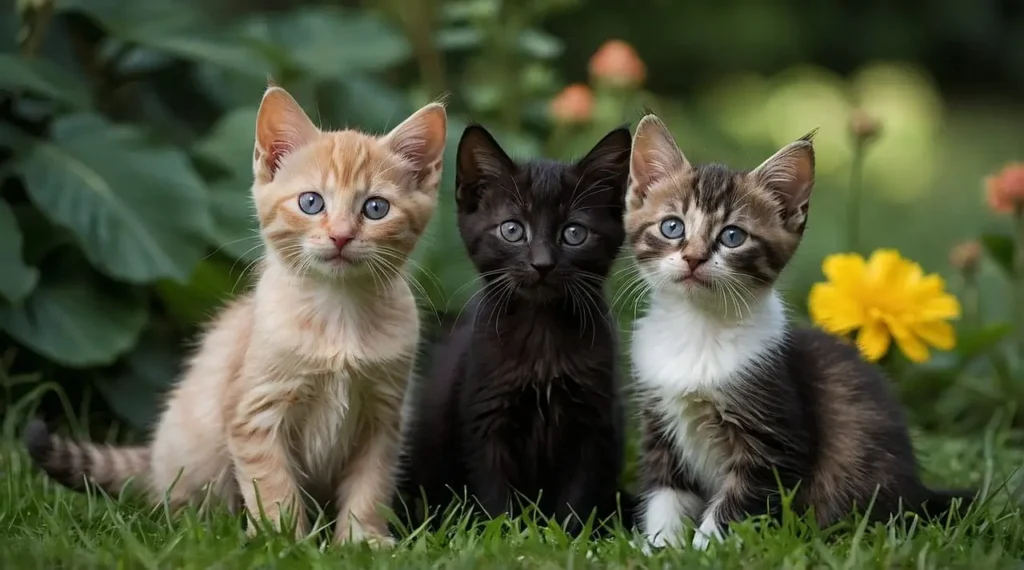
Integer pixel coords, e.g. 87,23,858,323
808,249,961,363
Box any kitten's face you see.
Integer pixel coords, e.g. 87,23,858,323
455,126,631,300
625,114,815,303
252,87,446,282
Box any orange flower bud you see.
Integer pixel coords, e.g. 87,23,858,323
549,84,594,125
985,163,1024,214
949,240,982,275
588,40,646,88
848,109,882,141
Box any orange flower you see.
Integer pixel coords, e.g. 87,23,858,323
588,39,646,88
549,84,594,125
985,163,1024,214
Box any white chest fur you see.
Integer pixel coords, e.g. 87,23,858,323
633,289,788,548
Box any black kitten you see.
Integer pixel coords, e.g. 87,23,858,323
397,125,635,535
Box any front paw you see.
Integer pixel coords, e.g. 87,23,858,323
334,521,394,548
691,518,723,551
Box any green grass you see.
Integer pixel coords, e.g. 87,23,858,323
1,425,1023,569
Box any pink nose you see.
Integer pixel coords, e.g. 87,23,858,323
684,256,707,271
330,235,353,250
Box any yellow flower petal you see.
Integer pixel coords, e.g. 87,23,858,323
809,283,865,334
856,319,891,362
821,253,867,292
916,290,962,321
885,316,930,363
913,320,956,351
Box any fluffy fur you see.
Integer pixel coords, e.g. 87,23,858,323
397,125,636,535
625,114,973,549
24,86,447,546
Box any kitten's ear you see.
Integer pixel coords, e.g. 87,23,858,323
629,114,691,206
750,129,817,233
382,102,448,189
254,86,320,183
576,126,632,205
455,125,516,210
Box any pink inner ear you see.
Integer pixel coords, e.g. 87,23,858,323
265,140,288,174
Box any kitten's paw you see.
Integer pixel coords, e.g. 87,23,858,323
365,534,397,550
691,518,723,551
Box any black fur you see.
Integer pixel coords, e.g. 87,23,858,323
397,125,636,535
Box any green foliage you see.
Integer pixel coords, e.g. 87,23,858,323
0,0,590,429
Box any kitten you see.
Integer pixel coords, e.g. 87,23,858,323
24,86,447,546
397,125,635,534
625,114,973,550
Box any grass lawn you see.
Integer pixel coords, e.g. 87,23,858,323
0,426,1022,569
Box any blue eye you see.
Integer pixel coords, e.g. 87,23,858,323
499,220,525,243
659,217,684,239
561,224,588,246
298,192,324,215
719,225,748,248
362,197,390,220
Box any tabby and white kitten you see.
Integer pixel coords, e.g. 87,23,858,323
625,114,972,549
25,87,447,546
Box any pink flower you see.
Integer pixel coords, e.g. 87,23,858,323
985,163,1024,214
549,84,594,125
588,40,646,88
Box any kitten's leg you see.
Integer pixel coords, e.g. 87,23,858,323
333,423,401,547
554,437,617,535
228,390,307,540
464,427,513,518
691,466,779,551
640,407,705,548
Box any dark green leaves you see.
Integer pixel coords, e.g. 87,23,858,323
12,114,213,283
0,272,147,368
981,233,1014,276
0,200,39,303
0,54,90,108
242,8,411,81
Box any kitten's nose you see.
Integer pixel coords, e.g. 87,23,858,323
683,256,708,271
531,261,554,278
330,234,353,251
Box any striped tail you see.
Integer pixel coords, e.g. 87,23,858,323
24,419,151,497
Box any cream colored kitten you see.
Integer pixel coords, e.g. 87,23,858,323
25,86,447,546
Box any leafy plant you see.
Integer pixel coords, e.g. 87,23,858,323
0,0,436,428
0,0,617,431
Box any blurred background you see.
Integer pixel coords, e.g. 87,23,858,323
2,0,1023,441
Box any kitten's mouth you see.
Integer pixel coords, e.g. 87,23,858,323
676,273,710,287
319,252,355,266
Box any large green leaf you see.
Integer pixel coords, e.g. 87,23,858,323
0,271,148,368
156,257,250,326
196,107,257,179
0,199,39,303
61,0,269,77
320,76,411,134
981,233,1014,277
12,114,213,284
241,7,411,80
95,325,183,429
194,108,262,262
0,54,90,108
208,180,261,262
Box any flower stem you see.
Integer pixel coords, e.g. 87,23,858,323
1014,204,1024,367
847,138,866,253
961,272,981,330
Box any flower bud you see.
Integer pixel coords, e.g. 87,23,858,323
588,40,646,89
949,240,982,276
848,109,881,141
549,84,594,125
985,163,1024,215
